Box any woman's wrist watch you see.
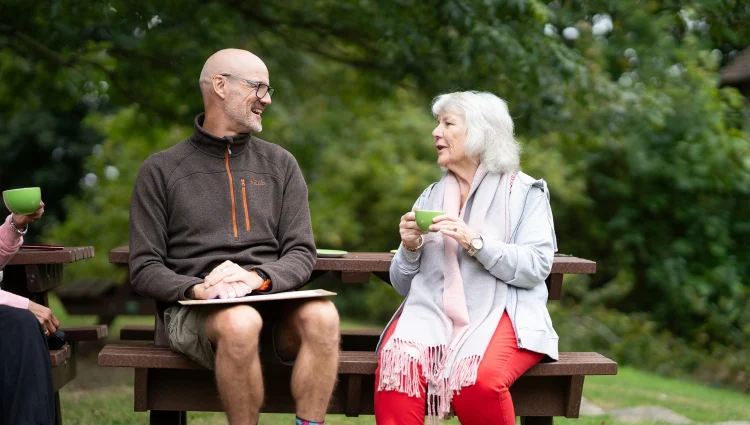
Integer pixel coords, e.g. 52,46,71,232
467,234,484,256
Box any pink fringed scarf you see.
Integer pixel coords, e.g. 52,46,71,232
378,165,516,423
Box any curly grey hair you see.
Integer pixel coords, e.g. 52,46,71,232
431,91,521,174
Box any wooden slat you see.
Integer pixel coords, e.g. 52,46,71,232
61,325,109,341
100,345,617,377
110,246,129,264
51,353,77,392
49,344,72,367
110,246,596,275
7,246,95,265
99,345,204,370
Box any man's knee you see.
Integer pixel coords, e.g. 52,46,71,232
209,305,263,357
294,299,340,344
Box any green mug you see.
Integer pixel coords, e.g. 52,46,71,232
415,210,445,232
3,187,42,215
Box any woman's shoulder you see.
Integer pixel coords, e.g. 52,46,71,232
514,171,549,194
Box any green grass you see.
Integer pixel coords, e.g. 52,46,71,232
51,297,750,424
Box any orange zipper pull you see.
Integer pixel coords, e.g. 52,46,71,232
241,179,251,231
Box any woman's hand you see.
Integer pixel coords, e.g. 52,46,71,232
399,206,427,250
431,214,478,251
12,201,45,229
28,300,60,336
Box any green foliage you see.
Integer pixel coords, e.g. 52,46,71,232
2,0,749,390
46,108,191,279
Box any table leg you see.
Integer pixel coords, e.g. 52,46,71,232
520,416,553,425
55,391,63,425
150,410,187,425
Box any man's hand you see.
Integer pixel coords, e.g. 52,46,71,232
203,260,235,288
202,261,265,293
193,281,251,300
28,300,60,336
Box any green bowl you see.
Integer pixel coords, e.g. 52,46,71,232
3,187,41,215
415,210,445,232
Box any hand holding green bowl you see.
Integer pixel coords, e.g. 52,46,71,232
415,210,445,232
3,187,42,215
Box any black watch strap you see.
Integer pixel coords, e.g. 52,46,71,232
255,268,270,282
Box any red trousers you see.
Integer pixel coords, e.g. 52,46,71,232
374,312,544,425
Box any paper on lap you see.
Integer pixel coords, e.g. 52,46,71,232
178,289,336,305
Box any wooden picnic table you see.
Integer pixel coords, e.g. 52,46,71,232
108,246,595,301
101,246,612,424
2,246,108,425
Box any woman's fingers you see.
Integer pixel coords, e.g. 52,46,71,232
432,214,460,223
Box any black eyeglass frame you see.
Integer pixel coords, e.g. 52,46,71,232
219,73,275,99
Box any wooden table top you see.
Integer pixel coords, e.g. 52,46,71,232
109,246,595,275
6,246,95,266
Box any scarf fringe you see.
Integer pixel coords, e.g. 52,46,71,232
378,339,482,424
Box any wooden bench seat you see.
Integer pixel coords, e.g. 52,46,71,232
49,344,72,367
99,344,617,423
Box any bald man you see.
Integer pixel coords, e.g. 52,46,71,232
129,49,339,425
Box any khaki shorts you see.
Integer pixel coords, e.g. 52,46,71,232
164,303,294,370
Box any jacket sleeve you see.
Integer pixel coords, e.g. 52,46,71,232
474,187,556,289
389,184,435,296
0,215,23,270
129,159,203,302
253,158,316,293
1,216,30,308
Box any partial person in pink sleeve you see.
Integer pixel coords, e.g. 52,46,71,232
0,201,59,425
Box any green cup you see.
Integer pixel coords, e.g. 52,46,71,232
3,187,42,215
415,210,445,232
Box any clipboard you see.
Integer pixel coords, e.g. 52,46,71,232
178,289,336,305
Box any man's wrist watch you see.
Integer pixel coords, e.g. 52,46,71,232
9,217,28,236
252,268,272,291
467,234,484,256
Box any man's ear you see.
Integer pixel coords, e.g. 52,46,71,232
213,75,227,100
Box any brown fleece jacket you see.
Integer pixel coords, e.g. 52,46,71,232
129,114,316,316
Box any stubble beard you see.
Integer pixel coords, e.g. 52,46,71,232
225,98,262,133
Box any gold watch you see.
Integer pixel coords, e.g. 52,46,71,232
467,234,484,256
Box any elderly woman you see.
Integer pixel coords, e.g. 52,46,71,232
375,91,558,425
1,202,59,425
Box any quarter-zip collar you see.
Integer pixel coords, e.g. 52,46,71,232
189,113,252,158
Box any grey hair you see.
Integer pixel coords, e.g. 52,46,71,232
431,91,520,175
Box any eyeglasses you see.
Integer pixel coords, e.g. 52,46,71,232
220,73,275,99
